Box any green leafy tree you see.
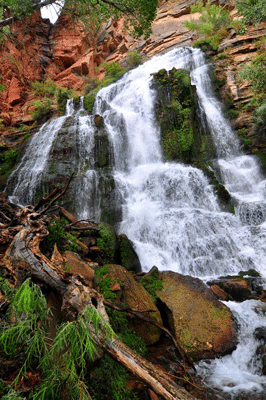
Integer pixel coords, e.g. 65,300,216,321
236,0,266,25
0,0,158,38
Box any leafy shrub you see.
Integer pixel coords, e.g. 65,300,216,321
56,87,73,113
184,1,232,50
254,102,266,129
0,148,20,175
41,217,78,255
31,98,53,121
238,54,266,96
236,0,266,25
125,51,143,69
102,61,126,79
32,80,57,97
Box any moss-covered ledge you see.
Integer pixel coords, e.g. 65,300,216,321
152,67,215,164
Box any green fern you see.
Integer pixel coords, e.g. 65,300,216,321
35,305,114,399
0,280,115,399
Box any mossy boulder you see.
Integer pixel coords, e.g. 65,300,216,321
107,264,162,345
152,67,215,164
156,271,238,359
115,234,141,273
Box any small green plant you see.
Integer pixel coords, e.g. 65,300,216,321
125,51,143,70
238,54,266,97
31,98,53,121
0,278,115,399
40,217,78,254
56,87,73,113
0,148,20,175
236,0,266,25
184,1,232,50
102,61,126,79
32,80,57,98
140,274,163,302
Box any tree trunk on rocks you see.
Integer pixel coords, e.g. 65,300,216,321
1,203,196,400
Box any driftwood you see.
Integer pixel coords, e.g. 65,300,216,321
104,300,195,371
1,202,196,400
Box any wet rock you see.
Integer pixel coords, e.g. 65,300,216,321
106,264,162,345
115,234,141,273
254,327,266,342
210,284,232,301
156,271,238,359
207,276,255,302
152,67,215,164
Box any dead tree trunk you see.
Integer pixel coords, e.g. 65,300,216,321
1,205,197,400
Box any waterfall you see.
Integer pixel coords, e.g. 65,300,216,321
6,46,266,397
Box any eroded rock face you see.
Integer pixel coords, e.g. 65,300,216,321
105,264,162,345
156,271,238,359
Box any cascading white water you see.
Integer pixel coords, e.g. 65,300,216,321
6,46,266,397
93,47,266,396
7,99,76,205
94,47,266,279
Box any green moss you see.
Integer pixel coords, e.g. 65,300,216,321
239,269,260,277
0,148,20,175
97,222,117,262
140,268,163,302
153,68,211,163
89,354,140,400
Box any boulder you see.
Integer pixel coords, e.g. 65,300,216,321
115,234,142,273
156,271,238,359
207,276,252,302
107,264,162,345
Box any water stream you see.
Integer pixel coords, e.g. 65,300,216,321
6,46,266,397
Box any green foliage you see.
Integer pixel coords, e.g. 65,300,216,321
238,54,266,97
31,98,53,121
0,277,13,299
90,354,138,400
97,222,117,262
184,1,232,50
34,305,114,400
1,0,157,38
236,0,266,25
41,217,78,254
140,274,162,302
32,80,57,98
254,102,266,129
95,265,117,301
0,148,20,175
84,89,99,114
0,279,50,387
125,51,143,70
102,61,126,79
2,389,26,400
0,279,115,399
56,87,74,113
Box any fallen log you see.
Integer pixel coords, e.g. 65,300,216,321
3,207,196,400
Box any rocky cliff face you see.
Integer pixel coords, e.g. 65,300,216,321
0,0,266,169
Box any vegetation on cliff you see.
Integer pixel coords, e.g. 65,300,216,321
0,0,158,38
